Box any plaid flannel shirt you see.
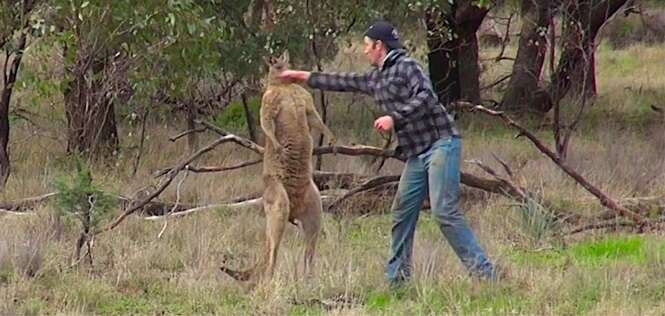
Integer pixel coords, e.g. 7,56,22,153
307,49,460,159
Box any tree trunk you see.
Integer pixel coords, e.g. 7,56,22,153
64,51,119,159
426,6,461,106
186,105,199,153
455,2,489,104
0,85,11,191
502,0,552,113
426,2,489,106
0,31,27,190
241,93,257,142
549,0,628,105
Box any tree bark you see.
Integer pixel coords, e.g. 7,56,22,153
455,2,489,104
0,31,28,190
241,93,257,142
426,2,489,106
549,0,628,105
502,0,552,113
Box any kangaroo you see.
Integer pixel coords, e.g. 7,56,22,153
221,51,336,282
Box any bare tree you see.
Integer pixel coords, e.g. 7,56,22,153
549,0,629,105
0,0,41,190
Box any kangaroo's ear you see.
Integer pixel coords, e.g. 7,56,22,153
280,50,289,64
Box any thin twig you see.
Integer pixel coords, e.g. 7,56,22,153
494,13,514,62
169,127,206,142
480,74,512,91
178,159,262,174
157,172,189,239
491,153,514,179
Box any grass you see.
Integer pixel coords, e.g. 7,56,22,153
511,236,652,268
1,19,665,316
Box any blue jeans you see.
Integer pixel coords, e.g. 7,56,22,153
386,136,496,283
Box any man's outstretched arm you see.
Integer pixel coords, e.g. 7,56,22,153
279,70,374,95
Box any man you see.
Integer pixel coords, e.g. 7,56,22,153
278,21,497,284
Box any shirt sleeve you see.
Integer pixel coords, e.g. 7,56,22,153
307,71,374,95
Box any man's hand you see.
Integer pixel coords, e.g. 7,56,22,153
277,70,311,83
374,115,394,133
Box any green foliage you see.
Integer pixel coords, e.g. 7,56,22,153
212,97,260,132
53,159,116,230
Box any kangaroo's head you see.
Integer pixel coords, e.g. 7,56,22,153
265,50,290,83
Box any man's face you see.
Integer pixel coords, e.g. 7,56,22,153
363,36,385,66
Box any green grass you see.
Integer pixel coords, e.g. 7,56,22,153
570,237,646,266
511,236,650,268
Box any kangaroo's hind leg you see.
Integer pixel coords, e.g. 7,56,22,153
262,176,290,280
220,176,289,282
296,179,323,277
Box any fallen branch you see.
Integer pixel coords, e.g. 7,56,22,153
313,145,396,158
566,220,637,235
467,159,526,200
327,175,400,213
453,101,647,225
143,195,340,220
100,135,248,233
0,192,57,212
194,119,264,155
154,159,262,178
312,171,363,190
566,215,665,235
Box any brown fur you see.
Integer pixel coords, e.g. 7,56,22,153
220,51,335,282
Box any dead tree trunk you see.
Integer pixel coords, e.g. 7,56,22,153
502,0,552,113
549,0,628,105
64,49,119,159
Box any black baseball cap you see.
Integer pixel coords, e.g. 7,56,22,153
365,20,404,49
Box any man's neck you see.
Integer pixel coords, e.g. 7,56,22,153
377,51,389,69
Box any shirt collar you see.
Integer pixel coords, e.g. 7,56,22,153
380,49,406,71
